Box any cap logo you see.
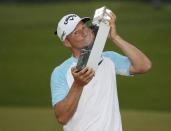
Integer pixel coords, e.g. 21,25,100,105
64,14,77,25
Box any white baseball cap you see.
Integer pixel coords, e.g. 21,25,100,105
55,14,90,41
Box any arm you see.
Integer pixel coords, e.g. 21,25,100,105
107,12,152,74
54,67,95,125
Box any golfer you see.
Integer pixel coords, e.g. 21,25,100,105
51,11,152,131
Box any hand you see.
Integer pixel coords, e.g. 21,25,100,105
71,66,95,87
106,11,118,40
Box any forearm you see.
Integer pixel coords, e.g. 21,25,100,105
54,81,83,125
112,35,152,73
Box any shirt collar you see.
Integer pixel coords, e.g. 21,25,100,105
71,55,78,63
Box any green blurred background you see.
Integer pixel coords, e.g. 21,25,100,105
0,0,171,131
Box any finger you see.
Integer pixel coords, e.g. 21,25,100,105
105,14,115,28
71,66,76,71
109,11,116,18
71,66,78,74
79,67,89,75
83,70,95,81
107,11,116,18
83,68,93,77
84,72,95,83
106,11,112,17
106,12,116,22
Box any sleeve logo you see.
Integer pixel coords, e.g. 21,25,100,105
61,31,66,40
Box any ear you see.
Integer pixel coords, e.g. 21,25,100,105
64,38,72,48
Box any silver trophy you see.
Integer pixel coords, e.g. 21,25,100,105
76,6,111,72
76,44,93,72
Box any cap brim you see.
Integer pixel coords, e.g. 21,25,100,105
81,17,91,23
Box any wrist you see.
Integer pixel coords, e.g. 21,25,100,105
72,81,84,90
111,34,120,42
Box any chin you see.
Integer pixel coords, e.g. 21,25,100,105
83,41,91,47
84,38,94,47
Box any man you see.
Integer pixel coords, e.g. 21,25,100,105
51,11,152,131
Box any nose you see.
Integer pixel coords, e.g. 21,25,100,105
82,27,88,37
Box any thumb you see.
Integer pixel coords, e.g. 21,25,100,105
71,66,77,72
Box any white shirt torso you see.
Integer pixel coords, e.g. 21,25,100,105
64,57,122,131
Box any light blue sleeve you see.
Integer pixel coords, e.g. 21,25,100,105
50,66,69,107
103,51,132,76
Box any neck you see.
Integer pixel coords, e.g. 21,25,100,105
71,48,81,58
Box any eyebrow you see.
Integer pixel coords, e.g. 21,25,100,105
74,21,85,31
69,22,87,37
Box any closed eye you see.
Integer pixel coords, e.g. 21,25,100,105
74,31,78,35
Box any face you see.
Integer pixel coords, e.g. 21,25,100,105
65,21,95,49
